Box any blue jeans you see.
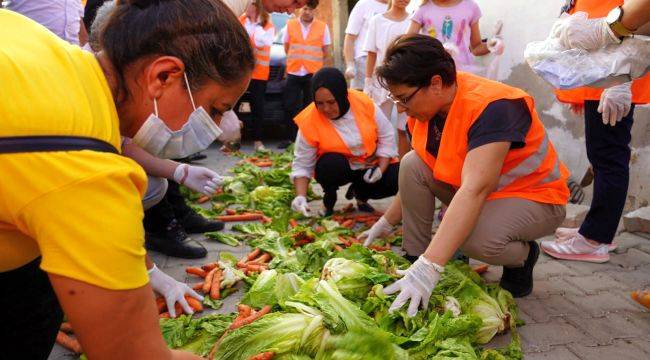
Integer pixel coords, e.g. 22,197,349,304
579,100,635,244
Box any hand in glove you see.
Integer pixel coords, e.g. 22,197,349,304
173,163,223,196
363,167,383,184
558,13,620,50
217,110,242,143
344,62,356,80
598,82,632,126
149,265,203,318
360,216,394,246
384,256,443,317
291,195,311,217
487,38,505,55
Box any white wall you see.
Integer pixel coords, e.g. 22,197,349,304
474,0,650,210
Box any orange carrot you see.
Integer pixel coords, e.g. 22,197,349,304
202,262,219,271
314,226,324,233
262,216,272,224
289,219,298,228
632,290,650,308
156,297,167,313
369,244,391,252
185,295,204,312
255,161,273,167
341,219,355,228
56,331,82,354
472,264,489,275
210,269,222,300
59,322,73,333
248,352,275,360
250,253,271,264
197,195,210,204
203,268,217,293
247,248,262,261
192,282,204,291
237,304,252,318
215,213,264,222
230,305,271,329
159,312,171,319
186,267,207,278
237,261,248,269
334,245,344,252
246,263,266,273
225,209,237,215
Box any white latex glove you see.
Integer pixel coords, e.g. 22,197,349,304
344,62,356,80
363,167,383,184
148,265,203,318
384,256,443,317
217,110,242,143
557,13,620,50
360,216,394,247
598,82,632,126
173,163,224,196
487,38,505,55
291,195,311,217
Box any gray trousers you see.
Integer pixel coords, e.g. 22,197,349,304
399,151,566,267
142,176,168,211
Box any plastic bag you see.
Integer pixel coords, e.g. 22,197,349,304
525,13,650,89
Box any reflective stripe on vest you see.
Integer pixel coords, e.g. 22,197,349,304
286,19,325,74
408,72,569,205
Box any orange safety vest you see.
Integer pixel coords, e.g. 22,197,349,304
408,72,570,205
286,18,325,75
239,15,274,81
295,89,397,165
555,0,650,104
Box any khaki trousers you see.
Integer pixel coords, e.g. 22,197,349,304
399,151,566,267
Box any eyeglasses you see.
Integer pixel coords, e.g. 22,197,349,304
386,86,423,108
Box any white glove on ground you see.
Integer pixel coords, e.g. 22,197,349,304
149,265,203,318
173,163,223,196
363,167,383,184
291,195,311,217
217,110,242,143
487,38,505,55
360,216,395,246
558,13,620,50
598,82,632,126
384,256,443,317
345,63,356,80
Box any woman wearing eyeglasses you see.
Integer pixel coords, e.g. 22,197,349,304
360,34,570,317
290,67,399,217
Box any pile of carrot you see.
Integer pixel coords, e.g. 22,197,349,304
185,262,228,300
208,304,272,359
242,156,274,168
249,352,275,360
57,323,82,354
216,209,272,223
157,295,204,318
331,212,384,229
292,229,316,247
236,248,272,275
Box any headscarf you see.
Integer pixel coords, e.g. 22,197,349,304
310,67,350,120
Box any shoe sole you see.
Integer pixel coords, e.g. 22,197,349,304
541,246,609,263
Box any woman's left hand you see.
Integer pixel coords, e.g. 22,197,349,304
148,265,203,318
363,166,383,184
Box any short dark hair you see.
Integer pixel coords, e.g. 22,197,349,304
101,0,255,94
376,34,456,89
306,0,319,9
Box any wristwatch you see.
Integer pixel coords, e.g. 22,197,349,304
606,6,635,39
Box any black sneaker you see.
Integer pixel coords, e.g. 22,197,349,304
145,219,207,259
357,202,375,213
499,241,540,298
345,186,355,200
180,211,224,234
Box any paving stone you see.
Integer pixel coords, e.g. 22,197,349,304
634,232,650,240
607,266,650,289
518,321,589,352
516,295,582,323
148,250,168,268
534,260,579,279
566,314,643,345
613,232,650,254
524,346,581,360
623,206,650,233
565,292,641,318
629,339,650,353
529,277,585,299
624,312,650,333
560,258,627,276
561,204,590,228
610,248,650,269
564,273,627,295
568,340,650,360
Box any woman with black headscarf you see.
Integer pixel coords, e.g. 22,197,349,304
289,67,400,216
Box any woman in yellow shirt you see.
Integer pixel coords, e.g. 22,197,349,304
0,0,254,358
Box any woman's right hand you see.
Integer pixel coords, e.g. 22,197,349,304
291,195,311,217
359,216,394,246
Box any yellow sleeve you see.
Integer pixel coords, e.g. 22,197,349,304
18,164,149,290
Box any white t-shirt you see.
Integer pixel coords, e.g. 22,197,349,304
345,0,388,59
283,20,332,76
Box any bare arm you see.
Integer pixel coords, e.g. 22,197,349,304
365,51,377,79
49,275,202,360
383,193,403,226
622,0,650,31
423,142,510,265
407,20,422,35
293,177,310,197
284,42,290,56
469,21,489,56
122,141,178,179
79,19,88,46
343,34,358,66
323,45,332,66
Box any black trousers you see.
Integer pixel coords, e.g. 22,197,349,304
283,74,313,140
579,100,635,244
0,258,63,360
247,79,267,141
314,153,399,211
144,180,193,232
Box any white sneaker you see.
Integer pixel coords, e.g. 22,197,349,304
541,233,610,263
554,227,617,252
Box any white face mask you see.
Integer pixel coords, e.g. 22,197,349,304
132,73,223,159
